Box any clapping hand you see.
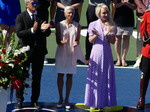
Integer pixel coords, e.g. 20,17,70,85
33,21,38,32
104,26,110,36
104,26,115,37
92,28,98,36
61,38,69,44
73,41,79,47
105,26,115,44
41,21,50,30
123,0,129,2
121,0,129,4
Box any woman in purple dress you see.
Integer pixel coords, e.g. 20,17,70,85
84,3,117,110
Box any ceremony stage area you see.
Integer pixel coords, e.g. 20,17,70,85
6,65,150,112
4,1,147,111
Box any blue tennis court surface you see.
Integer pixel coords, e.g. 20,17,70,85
6,65,150,112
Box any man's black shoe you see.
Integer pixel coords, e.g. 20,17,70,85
15,102,23,109
31,102,41,109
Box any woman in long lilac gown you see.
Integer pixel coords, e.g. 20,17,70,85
84,3,117,109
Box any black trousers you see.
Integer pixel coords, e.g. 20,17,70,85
16,47,45,103
139,55,150,97
140,55,150,75
85,5,98,60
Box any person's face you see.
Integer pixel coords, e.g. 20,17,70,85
26,0,39,13
99,8,109,22
65,9,74,20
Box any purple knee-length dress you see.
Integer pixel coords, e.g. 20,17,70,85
84,19,117,108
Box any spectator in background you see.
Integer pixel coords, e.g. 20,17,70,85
54,6,85,109
0,0,21,45
112,0,136,66
85,0,112,65
49,1,56,27
78,2,83,23
54,0,83,26
84,3,117,110
38,0,52,22
37,0,53,64
133,0,148,68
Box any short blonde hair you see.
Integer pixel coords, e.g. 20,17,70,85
95,3,115,26
64,6,75,13
95,3,109,18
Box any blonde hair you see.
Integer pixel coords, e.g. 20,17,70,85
95,3,115,26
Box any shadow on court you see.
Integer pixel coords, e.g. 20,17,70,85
6,65,150,112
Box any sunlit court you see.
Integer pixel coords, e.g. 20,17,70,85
1,0,149,112
5,65,150,112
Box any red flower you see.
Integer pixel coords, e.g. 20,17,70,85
11,80,22,90
25,84,29,88
2,48,6,54
0,72,2,76
0,62,5,66
0,83,3,86
0,55,2,59
26,73,30,78
11,76,17,81
14,60,19,64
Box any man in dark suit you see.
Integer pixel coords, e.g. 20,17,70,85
15,0,51,109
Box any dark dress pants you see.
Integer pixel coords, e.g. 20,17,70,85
16,47,45,103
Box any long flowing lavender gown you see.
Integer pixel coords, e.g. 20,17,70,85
84,19,117,108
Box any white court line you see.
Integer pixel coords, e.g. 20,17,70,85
11,107,56,112
43,64,138,69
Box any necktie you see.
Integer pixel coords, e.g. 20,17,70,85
31,14,37,46
31,14,35,23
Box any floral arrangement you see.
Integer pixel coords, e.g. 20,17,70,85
0,30,31,93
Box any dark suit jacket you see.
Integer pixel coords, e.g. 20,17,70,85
15,10,51,57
